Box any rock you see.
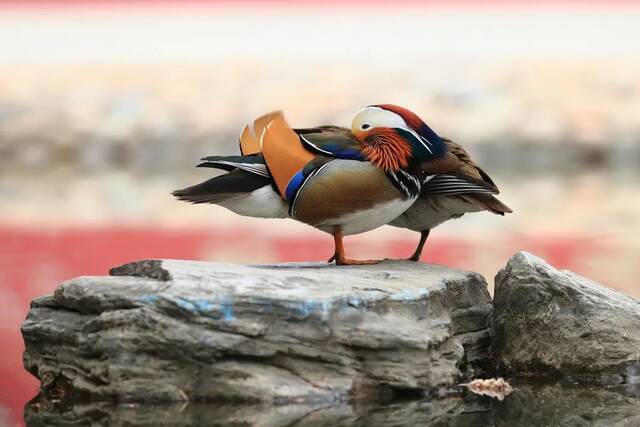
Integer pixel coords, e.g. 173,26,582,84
22,259,493,405
493,251,640,383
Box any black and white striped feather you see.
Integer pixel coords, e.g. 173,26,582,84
387,169,422,199
423,174,498,196
197,155,270,178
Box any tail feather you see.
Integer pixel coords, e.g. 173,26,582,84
461,193,513,215
172,189,244,205
172,169,270,205
197,155,270,178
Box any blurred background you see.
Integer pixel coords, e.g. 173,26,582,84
1,0,640,425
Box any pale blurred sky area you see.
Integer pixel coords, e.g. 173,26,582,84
0,1,639,63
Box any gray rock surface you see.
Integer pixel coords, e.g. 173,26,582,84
493,251,640,382
22,259,493,404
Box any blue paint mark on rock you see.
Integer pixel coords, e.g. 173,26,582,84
292,299,334,320
319,300,333,320
347,297,365,307
138,295,159,304
136,294,236,322
220,302,235,323
175,297,197,312
192,299,214,312
297,300,318,318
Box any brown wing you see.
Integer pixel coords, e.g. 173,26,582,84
295,125,351,136
294,126,365,159
420,151,463,175
460,193,513,215
419,137,512,214
444,138,499,192
433,138,512,214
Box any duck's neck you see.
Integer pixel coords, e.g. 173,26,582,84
417,122,447,158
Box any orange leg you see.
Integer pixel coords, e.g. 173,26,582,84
407,229,430,262
331,227,380,265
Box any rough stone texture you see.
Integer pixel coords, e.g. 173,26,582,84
22,259,493,404
493,251,640,383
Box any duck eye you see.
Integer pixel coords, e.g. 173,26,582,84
361,123,371,130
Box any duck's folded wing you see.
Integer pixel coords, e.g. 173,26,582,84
295,126,365,161
422,138,512,214
460,193,513,215
444,138,499,192
419,138,502,195
423,174,498,196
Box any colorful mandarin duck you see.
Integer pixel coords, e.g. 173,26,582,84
388,134,513,260
173,105,511,264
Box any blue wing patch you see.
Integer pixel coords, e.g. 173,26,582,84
320,144,365,160
285,170,306,201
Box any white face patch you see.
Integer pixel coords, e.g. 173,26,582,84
350,106,409,134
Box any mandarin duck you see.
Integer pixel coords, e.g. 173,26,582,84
388,136,512,260
173,104,511,264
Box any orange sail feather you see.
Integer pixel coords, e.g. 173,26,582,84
239,111,283,156
261,114,315,199
239,124,260,155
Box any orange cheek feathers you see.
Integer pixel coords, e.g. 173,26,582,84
360,129,412,172
352,130,368,142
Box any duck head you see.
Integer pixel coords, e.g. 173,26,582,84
351,104,447,172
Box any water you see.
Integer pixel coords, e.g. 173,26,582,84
22,383,640,427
